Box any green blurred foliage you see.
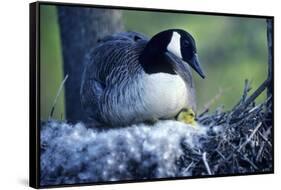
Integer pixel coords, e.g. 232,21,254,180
40,5,267,120
40,5,65,120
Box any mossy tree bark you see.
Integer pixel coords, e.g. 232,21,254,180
58,6,124,122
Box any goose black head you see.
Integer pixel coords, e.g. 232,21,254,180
140,29,205,79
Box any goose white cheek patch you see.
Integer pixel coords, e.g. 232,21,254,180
167,32,182,59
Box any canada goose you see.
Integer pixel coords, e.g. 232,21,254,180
80,29,205,126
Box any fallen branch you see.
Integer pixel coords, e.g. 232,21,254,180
202,152,212,175
238,122,262,152
240,79,270,110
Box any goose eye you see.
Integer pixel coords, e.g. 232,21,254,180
183,41,189,47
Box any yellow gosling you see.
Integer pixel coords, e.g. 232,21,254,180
176,108,198,128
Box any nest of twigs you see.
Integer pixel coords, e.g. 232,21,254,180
178,79,273,176
41,78,273,186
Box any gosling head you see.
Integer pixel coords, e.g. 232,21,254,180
176,108,197,127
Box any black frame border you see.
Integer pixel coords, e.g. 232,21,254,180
29,1,274,189
30,2,40,188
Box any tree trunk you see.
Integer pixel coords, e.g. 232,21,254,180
58,6,124,122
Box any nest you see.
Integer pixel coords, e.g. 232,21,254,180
41,79,273,186
178,79,273,176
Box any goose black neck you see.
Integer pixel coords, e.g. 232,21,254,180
139,32,176,75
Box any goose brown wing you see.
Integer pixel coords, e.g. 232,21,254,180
80,32,149,119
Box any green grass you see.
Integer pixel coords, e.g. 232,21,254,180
40,5,65,120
